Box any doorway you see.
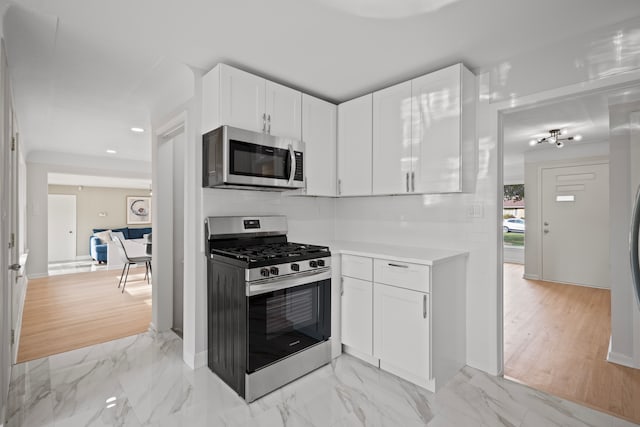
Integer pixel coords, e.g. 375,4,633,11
500,84,640,422
156,125,185,338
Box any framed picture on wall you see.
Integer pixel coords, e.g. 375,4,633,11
126,196,151,224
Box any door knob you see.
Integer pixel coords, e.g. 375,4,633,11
543,229,549,234
9,264,20,271
68,231,73,234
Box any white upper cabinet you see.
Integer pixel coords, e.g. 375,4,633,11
265,80,302,140
220,64,266,134
302,94,337,196
337,94,373,196
202,64,302,140
411,63,475,193
372,81,413,195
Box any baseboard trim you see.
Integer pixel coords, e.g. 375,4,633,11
195,350,208,369
607,336,640,368
27,273,47,279
523,274,539,280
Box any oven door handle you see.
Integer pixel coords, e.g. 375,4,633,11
287,144,296,186
247,268,331,296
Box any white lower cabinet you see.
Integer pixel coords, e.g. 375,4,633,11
339,249,466,392
340,276,373,357
373,283,430,387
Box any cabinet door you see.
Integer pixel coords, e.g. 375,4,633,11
412,64,462,193
302,94,337,196
219,64,266,133
372,81,413,195
265,80,302,139
341,276,373,356
373,283,430,382
337,94,372,196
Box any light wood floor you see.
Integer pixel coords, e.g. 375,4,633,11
504,263,640,423
18,267,152,362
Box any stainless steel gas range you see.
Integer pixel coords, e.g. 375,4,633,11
205,215,332,402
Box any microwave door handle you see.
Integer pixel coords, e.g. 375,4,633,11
287,144,296,186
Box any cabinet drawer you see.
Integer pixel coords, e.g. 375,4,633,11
373,259,430,293
342,254,373,281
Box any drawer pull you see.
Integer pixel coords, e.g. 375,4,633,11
423,295,427,318
388,263,409,269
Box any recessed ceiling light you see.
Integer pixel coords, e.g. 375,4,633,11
106,149,117,154
131,127,144,133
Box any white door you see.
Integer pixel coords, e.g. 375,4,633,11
373,283,430,381
412,64,462,193
302,94,336,196
265,80,301,139
372,80,413,195
219,64,266,133
48,194,77,262
341,276,373,356
541,163,609,287
337,94,373,196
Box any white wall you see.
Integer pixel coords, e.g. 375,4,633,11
608,100,640,367
26,154,151,277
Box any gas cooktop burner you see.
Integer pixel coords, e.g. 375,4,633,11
213,242,330,263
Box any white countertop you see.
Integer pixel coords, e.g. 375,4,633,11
315,240,468,266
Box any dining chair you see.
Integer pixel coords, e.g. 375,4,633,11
111,235,152,293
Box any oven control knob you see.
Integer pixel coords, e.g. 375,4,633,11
309,260,318,268
291,263,300,272
260,268,270,277
317,259,325,267
270,267,279,276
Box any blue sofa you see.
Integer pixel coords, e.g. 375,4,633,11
90,227,152,263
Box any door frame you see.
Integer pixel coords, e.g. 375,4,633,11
492,68,640,375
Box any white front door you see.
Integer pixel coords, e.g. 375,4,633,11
47,194,77,262
541,162,609,287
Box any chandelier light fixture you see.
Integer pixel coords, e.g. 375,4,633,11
529,128,582,148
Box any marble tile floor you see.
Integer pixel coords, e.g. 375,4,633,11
7,331,639,427
48,259,108,277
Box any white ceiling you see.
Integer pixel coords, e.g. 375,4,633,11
48,173,151,189
502,84,640,183
5,0,640,163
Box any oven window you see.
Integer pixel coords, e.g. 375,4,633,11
266,287,315,337
248,280,330,372
230,140,290,180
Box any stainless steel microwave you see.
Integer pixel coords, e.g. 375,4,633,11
202,126,305,190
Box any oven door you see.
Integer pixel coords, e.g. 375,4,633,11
247,271,331,373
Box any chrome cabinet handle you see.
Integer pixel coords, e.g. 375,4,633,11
388,263,408,268
262,113,266,132
411,172,415,192
423,295,427,318
340,277,344,296
267,114,271,134
406,173,409,192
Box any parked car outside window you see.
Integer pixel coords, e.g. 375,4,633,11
503,218,525,233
